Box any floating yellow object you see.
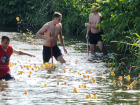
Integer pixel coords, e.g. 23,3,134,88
59,76,62,79
16,17,20,21
44,84,47,87
32,68,34,70
69,69,72,71
119,81,122,87
92,78,95,83
78,72,80,75
82,84,87,88
112,81,116,85
75,60,78,63
118,76,123,81
126,75,130,81
64,70,66,73
129,84,133,89
94,95,97,99
94,92,97,95
101,73,103,76
41,64,44,69
24,90,28,95
65,76,67,78
111,72,115,76
35,70,37,73
86,94,91,99
17,71,24,75
87,75,90,78
30,71,32,74
83,75,86,78
74,88,78,93
29,32,32,35
45,62,53,68
90,72,92,74
132,80,137,86
79,85,81,88
139,74,140,78
28,74,31,78
57,81,59,85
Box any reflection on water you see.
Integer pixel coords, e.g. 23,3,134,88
0,32,140,105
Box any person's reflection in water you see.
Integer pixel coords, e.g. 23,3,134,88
0,81,8,91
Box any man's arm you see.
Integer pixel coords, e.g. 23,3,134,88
36,24,48,40
13,49,35,57
58,24,67,54
85,15,91,38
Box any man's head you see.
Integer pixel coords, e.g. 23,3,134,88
52,12,62,24
91,3,99,13
1,36,10,49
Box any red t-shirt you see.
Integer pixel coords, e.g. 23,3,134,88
0,45,13,78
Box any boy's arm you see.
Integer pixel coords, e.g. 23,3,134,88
13,49,35,57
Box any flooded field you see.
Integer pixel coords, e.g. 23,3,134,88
0,32,140,105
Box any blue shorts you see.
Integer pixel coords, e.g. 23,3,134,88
0,73,15,81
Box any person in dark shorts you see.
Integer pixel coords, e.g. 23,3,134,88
88,31,103,45
36,12,67,63
85,3,108,60
43,45,62,63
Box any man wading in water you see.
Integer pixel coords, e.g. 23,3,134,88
36,12,67,63
85,3,108,60
0,36,35,81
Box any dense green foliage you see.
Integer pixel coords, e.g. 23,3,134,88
0,0,139,73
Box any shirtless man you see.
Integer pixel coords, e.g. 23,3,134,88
85,3,107,60
36,12,67,63
0,36,35,81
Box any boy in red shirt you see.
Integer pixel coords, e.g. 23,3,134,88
0,36,35,81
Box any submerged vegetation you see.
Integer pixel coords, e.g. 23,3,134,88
0,0,140,73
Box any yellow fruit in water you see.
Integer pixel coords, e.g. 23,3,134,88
111,72,115,76
44,84,47,87
83,75,86,78
112,81,116,85
94,95,97,99
74,88,78,93
126,75,130,81
57,81,59,85
101,73,103,76
24,90,28,95
118,76,123,81
59,76,62,79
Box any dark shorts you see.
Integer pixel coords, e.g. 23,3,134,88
0,73,15,81
43,45,62,63
88,31,104,44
